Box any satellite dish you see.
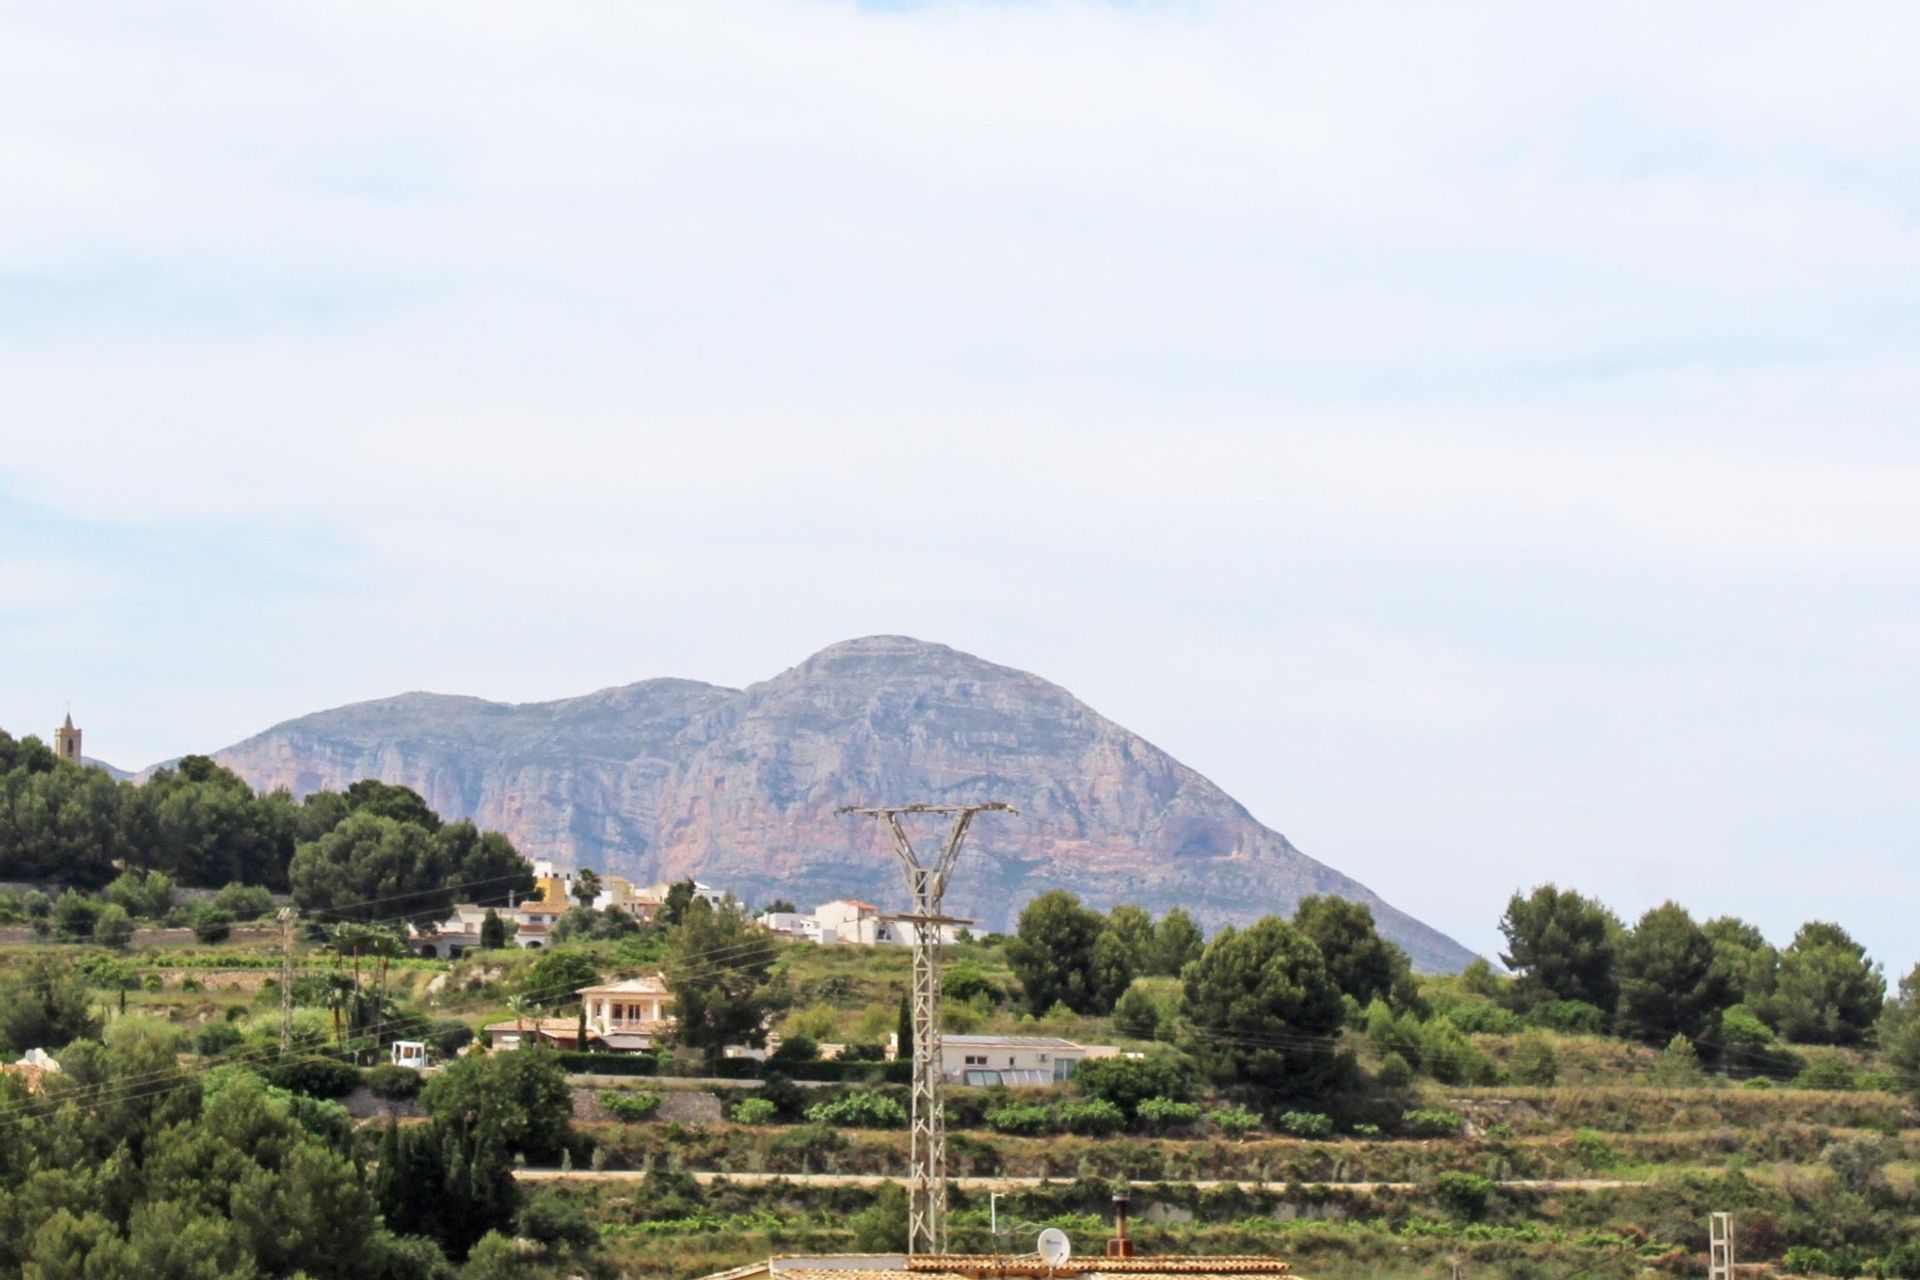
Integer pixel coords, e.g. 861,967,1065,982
1037,1228,1072,1267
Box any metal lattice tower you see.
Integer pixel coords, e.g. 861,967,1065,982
839,802,1015,1256
1709,1213,1734,1280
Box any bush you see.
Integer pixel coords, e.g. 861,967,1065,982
1375,1051,1414,1088
366,1064,424,1099
1443,1001,1522,1034
1112,986,1164,1040
516,1191,597,1251
1570,1128,1619,1170
427,1019,475,1058
1781,1246,1830,1276
1400,1108,1463,1138
985,1103,1054,1136
1276,1110,1333,1139
1071,1054,1189,1114
194,1021,245,1057
600,1090,662,1121
269,1055,363,1098
770,1035,820,1065
805,1091,907,1128
1419,1020,1496,1085
211,882,276,920
1135,1096,1201,1128
106,869,175,920
1432,1170,1495,1221
1528,1000,1609,1035
1058,1098,1125,1135
1794,1058,1860,1091
554,1051,658,1076
1208,1105,1260,1139
732,1096,778,1124
94,904,134,949
1508,1032,1559,1086
192,906,235,945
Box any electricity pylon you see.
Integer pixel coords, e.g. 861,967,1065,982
839,802,1016,1256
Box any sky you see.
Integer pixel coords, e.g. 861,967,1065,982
2,1,1917,975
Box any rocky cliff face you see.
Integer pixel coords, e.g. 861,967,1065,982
205,636,1476,971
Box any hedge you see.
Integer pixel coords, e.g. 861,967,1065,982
557,1052,660,1077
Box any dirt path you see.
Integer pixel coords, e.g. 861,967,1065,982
515,1170,1640,1192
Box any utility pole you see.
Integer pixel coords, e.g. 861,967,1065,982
1709,1213,1734,1280
278,907,296,1055
839,802,1015,1257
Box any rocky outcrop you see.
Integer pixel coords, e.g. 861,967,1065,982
205,636,1477,971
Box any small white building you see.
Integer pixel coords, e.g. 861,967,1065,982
912,1034,1120,1087
758,911,823,943
412,902,563,958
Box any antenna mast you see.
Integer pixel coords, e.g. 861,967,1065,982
839,802,1015,1256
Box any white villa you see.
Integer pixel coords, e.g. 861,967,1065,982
483,972,675,1054
411,902,565,958
760,898,962,947
890,1033,1121,1087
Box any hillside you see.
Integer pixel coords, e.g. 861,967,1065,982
200,636,1476,970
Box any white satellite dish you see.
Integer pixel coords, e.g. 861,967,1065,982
1037,1228,1072,1267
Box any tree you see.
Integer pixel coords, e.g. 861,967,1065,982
1498,885,1621,1013
1771,921,1885,1045
0,952,100,1053
1878,963,1920,1100
1005,891,1107,1015
664,898,781,1066
657,880,698,928
525,950,600,1010
1614,901,1732,1045
420,1047,573,1162
760,899,798,916
1292,895,1415,1009
431,821,533,908
1103,905,1156,972
479,909,508,950
105,869,175,920
1087,929,1138,1013
1703,916,1778,1008
1148,909,1205,977
51,889,100,942
1071,1053,1189,1114
342,779,441,831
1112,984,1164,1040
94,903,134,949
1179,915,1348,1095
571,868,601,910
289,812,453,926
896,989,913,1062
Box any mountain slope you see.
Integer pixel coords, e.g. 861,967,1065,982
206,636,1476,971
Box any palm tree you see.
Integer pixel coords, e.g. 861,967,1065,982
572,868,602,911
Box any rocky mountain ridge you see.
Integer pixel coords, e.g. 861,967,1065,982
197,636,1476,971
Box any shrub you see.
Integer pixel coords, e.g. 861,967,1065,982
1781,1246,1830,1276
1277,1110,1333,1138
1112,986,1164,1040
269,1055,363,1098
1419,1019,1496,1085
770,1035,819,1065
1375,1051,1414,1088
1401,1108,1463,1138
517,1191,597,1250
1136,1096,1202,1128
1432,1170,1495,1221
1528,1000,1609,1035
1208,1105,1260,1139
1058,1098,1125,1135
106,869,176,920
94,904,134,949
427,1019,476,1058
1444,1001,1522,1034
192,906,235,945
193,1021,245,1057
600,1090,662,1121
366,1064,424,1099
732,1096,778,1125
211,882,276,920
1351,1122,1381,1137
1794,1059,1860,1091
1570,1128,1619,1170
1508,1032,1559,1086
806,1091,908,1128
1071,1054,1189,1114
985,1103,1054,1136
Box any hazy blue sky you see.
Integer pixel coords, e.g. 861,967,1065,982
3,2,1917,974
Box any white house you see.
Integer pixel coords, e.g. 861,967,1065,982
576,974,675,1052
758,911,823,943
900,1034,1120,1087
411,902,565,958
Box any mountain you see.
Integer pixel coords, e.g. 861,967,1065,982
201,636,1477,971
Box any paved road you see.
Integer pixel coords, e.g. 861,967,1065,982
515,1170,1640,1192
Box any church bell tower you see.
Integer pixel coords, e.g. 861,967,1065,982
54,714,82,764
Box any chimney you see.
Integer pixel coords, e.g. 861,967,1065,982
1105,1191,1134,1259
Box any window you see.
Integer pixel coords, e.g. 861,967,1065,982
964,1055,987,1066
